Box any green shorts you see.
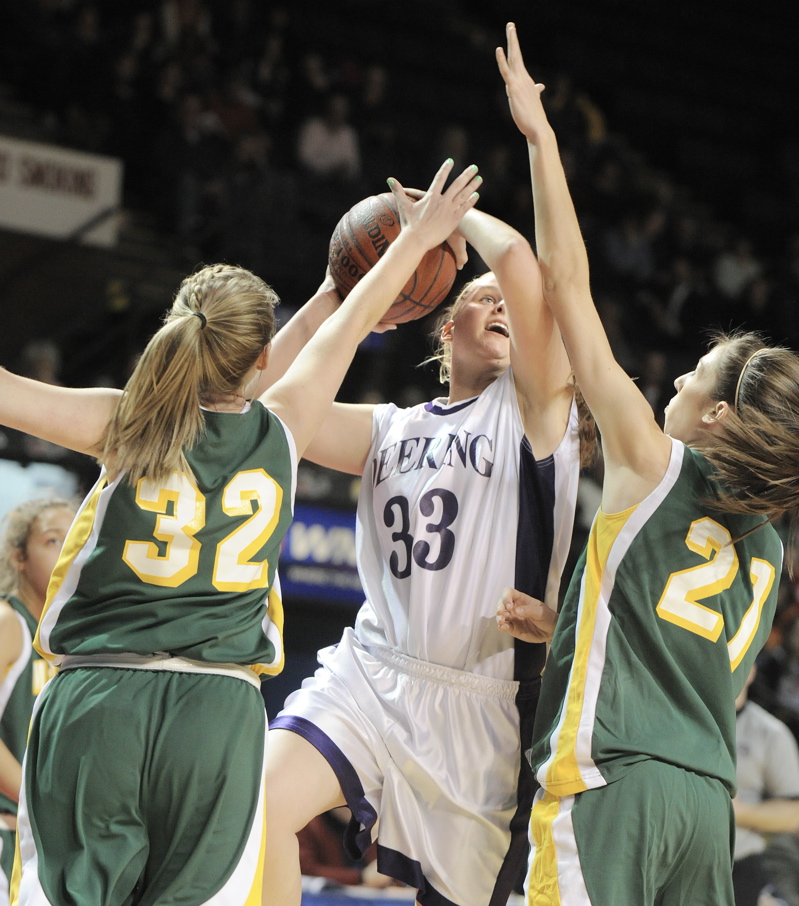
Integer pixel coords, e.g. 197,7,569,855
13,666,267,906
527,759,735,906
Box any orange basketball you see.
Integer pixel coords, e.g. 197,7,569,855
328,192,457,323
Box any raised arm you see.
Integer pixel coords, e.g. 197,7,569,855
497,23,671,510
260,160,481,456
0,370,121,457
259,274,342,392
262,272,398,394
265,276,377,475
457,207,572,458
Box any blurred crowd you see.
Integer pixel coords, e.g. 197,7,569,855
4,0,799,684
4,1,799,398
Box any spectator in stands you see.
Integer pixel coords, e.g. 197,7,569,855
288,51,334,132
209,67,262,140
545,72,606,151
474,143,517,219
603,212,656,285
159,0,213,53
643,254,715,363
151,90,229,257
217,129,300,283
254,28,292,157
733,666,799,906
713,235,762,303
772,234,799,351
0,497,77,906
297,92,361,182
106,49,149,205
762,832,799,906
425,122,470,185
352,64,399,184
756,617,799,743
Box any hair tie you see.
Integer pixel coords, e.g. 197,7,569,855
193,311,207,329
734,348,767,411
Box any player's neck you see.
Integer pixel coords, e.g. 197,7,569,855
16,584,44,622
447,365,503,404
447,375,495,404
200,393,249,413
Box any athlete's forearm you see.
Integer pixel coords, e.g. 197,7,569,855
0,740,21,804
262,284,340,391
734,798,799,833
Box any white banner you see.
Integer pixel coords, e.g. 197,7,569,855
0,134,122,247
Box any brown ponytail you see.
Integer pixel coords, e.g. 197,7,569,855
696,330,799,521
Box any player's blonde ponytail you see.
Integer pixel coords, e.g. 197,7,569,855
101,264,278,485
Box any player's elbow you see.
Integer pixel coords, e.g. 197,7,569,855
541,270,589,304
495,236,534,269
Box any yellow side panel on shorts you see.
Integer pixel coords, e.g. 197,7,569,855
528,792,561,906
243,791,268,906
9,824,21,906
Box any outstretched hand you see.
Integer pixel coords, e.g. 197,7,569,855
496,586,558,644
396,185,469,269
496,22,550,143
387,159,481,252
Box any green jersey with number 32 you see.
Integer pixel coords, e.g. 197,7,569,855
34,402,296,678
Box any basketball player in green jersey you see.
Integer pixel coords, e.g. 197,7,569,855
496,23,799,906
0,498,75,906
0,159,481,906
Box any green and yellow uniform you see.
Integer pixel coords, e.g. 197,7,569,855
527,438,781,906
1,597,55,904
12,403,296,906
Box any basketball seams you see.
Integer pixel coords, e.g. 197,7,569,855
328,192,456,323
331,195,399,295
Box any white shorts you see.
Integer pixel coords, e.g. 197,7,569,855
271,628,539,906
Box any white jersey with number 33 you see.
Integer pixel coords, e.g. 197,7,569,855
353,367,580,680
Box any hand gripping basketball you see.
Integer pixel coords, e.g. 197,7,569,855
328,161,480,323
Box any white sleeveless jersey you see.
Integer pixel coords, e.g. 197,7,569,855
353,368,580,681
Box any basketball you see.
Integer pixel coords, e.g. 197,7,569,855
328,192,457,323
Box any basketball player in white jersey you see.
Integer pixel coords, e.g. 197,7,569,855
263,205,596,906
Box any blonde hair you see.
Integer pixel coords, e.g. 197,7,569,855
0,497,76,596
101,264,278,485
425,275,598,469
425,276,480,386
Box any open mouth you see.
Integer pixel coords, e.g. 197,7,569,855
487,323,509,337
